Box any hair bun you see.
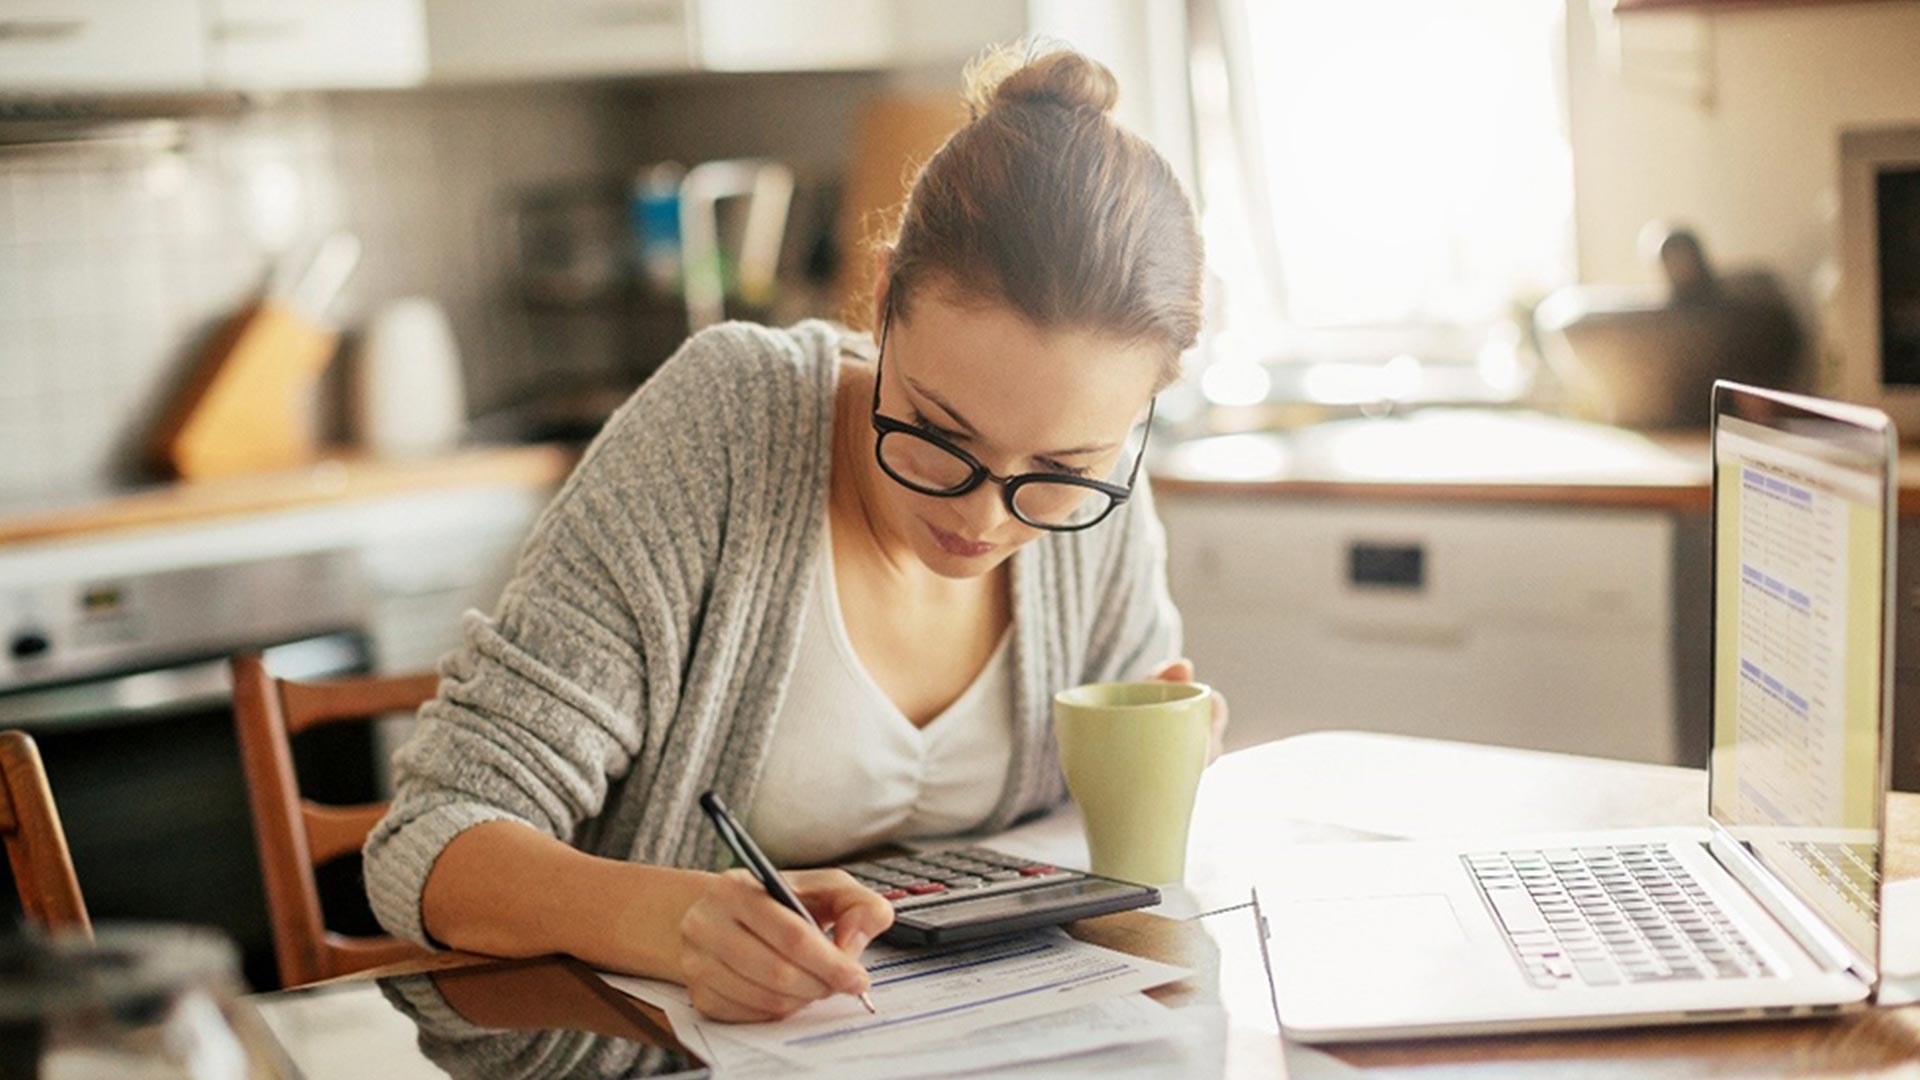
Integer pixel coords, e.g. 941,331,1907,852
965,45,1120,117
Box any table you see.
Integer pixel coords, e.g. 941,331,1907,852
293,732,1920,1078
1190,733,1920,1078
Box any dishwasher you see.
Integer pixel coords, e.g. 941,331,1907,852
0,548,380,990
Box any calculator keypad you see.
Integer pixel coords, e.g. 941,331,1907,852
841,847,1072,909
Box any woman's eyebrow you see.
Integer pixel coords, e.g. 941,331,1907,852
904,377,1118,458
904,377,979,435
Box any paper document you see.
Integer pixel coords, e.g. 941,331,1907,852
600,929,1190,1073
674,995,1196,1080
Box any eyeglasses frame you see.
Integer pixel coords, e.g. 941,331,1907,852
867,299,1156,533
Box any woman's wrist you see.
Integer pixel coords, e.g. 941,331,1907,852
566,860,717,980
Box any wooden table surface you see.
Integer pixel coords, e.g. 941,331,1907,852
304,733,1920,1078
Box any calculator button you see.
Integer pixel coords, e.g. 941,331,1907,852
945,877,988,889
880,889,910,901
907,883,948,895
984,870,1022,882
1019,865,1057,877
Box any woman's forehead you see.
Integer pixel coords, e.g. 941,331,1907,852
890,294,1160,445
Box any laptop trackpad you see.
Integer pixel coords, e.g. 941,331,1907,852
1277,894,1468,954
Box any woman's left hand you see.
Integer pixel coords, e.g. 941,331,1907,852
1149,658,1228,765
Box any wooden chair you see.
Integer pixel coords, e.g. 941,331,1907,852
231,653,439,987
0,730,91,937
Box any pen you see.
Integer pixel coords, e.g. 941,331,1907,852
698,790,878,1015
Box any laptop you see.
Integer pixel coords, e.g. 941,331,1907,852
1264,382,1897,1041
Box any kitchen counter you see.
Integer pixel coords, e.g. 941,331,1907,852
1150,412,1920,517
0,444,580,547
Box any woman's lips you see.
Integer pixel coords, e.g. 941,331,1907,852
926,521,996,558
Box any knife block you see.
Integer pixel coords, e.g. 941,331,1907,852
156,300,339,480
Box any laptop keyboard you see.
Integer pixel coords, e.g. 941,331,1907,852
1465,844,1776,989
1784,841,1880,921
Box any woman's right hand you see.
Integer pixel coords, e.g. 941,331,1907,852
677,868,895,1022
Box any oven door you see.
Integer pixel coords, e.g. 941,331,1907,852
0,631,377,990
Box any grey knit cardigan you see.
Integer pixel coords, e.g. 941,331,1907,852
363,319,1182,947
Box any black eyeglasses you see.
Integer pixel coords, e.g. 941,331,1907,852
869,302,1155,533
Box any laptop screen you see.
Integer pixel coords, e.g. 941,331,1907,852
1708,386,1894,965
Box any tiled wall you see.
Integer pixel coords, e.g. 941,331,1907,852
0,73,880,500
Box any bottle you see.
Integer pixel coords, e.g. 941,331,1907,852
629,162,686,299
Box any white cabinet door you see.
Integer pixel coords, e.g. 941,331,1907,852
425,0,692,82
0,0,204,91
1159,493,1679,764
208,0,427,90
694,0,889,72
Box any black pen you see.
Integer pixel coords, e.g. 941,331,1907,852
698,790,878,1014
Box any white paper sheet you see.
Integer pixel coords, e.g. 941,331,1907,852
599,929,1190,1071
681,995,1196,1080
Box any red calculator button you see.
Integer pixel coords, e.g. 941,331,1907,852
907,883,948,895
1019,865,1057,877
880,889,910,901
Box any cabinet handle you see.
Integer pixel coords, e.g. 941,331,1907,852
0,18,87,43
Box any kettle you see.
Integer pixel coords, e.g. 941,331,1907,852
351,298,468,459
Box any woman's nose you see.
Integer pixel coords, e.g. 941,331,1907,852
958,480,1013,533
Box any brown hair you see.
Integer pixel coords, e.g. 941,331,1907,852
880,44,1204,375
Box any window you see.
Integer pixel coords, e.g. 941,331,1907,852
1191,0,1574,400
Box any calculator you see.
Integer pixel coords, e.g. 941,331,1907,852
838,847,1161,946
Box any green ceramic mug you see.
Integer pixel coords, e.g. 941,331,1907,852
1053,680,1213,885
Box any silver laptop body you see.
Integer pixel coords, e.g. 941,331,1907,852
1265,383,1896,1041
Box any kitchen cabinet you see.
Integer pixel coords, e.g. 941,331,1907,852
425,0,695,82
0,0,205,91
1159,492,1678,764
0,0,426,93
206,0,428,90
425,0,1026,82
697,0,889,72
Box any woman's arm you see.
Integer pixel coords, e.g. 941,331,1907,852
365,324,884,1020
421,820,707,975
422,820,892,1021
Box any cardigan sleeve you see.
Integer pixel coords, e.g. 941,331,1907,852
1078,472,1185,685
363,329,740,948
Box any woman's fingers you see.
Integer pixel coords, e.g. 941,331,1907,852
683,944,816,1018
1150,657,1195,683
685,978,782,1023
1208,691,1230,764
680,869,887,1023
792,869,895,954
721,872,871,996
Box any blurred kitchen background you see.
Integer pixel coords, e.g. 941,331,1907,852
2,0,1919,987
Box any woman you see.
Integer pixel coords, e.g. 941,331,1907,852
364,44,1218,1024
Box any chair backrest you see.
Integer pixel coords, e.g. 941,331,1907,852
230,653,438,987
0,730,90,937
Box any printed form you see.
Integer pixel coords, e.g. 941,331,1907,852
600,929,1192,1075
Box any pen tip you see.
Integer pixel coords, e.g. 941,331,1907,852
859,991,878,1014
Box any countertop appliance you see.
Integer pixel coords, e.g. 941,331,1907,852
0,542,376,990
1535,227,1803,429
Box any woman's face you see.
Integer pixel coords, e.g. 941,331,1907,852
870,286,1165,580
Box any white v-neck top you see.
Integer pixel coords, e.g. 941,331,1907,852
744,532,1014,867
